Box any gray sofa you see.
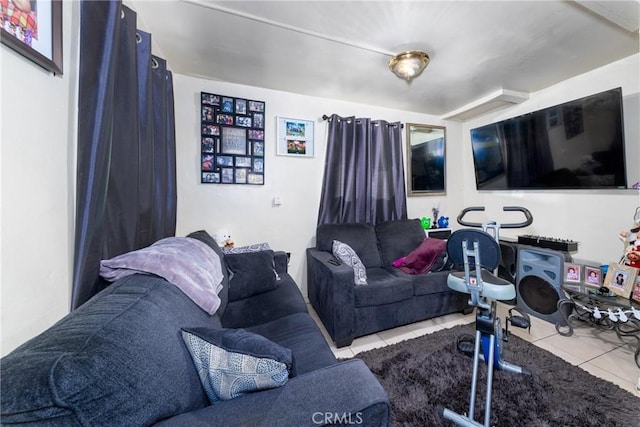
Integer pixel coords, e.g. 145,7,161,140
307,219,471,347
1,230,390,426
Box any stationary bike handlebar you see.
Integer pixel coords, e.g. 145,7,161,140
456,206,533,229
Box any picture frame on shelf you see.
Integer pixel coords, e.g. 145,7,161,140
563,262,581,284
603,262,638,298
200,91,265,185
631,275,640,304
276,116,314,157
1,0,63,74
583,266,602,287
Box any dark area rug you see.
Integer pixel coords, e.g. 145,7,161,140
354,323,640,426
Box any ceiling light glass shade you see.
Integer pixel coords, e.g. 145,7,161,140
388,51,430,82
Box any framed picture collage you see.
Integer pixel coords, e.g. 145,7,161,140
200,92,266,185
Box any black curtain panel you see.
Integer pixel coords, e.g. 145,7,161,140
318,114,407,225
72,0,176,309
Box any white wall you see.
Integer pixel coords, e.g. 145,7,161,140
0,2,79,356
461,54,640,265
173,75,464,293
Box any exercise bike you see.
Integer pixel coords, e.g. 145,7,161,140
439,206,533,427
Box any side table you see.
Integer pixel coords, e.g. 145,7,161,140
556,285,640,369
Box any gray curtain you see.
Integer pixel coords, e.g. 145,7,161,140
72,0,177,309
318,114,407,225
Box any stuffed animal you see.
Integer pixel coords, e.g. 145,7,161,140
619,222,640,269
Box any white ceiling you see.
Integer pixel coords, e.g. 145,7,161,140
129,0,640,117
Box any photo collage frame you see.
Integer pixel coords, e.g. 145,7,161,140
200,92,265,185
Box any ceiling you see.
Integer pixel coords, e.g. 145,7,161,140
129,0,640,117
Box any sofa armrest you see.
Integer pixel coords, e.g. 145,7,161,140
306,248,356,347
154,359,390,427
273,251,288,274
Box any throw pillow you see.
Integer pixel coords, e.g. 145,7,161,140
181,328,294,403
225,250,278,301
222,242,271,254
332,240,368,285
394,237,447,274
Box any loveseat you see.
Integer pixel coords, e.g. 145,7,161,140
1,230,390,426
307,219,471,347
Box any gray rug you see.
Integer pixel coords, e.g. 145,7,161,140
354,323,640,426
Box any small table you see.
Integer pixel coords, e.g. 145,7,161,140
557,285,640,369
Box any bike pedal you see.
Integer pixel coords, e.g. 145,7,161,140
456,334,475,357
509,315,530,330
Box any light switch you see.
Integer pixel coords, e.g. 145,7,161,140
273,196,282,206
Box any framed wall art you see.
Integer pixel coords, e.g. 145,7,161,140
200,92,265,185
276,116,314,158
603,262,638,298
1,0,63,74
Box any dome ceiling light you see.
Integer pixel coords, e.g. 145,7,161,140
388,51,430,82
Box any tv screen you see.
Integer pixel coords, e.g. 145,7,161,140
470,87,627,190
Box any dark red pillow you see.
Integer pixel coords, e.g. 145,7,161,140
394,238,447,274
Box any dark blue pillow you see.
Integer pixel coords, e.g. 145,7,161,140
225,250,278,301
181,328,295,403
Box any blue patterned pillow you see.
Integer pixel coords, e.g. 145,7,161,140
332,240,368,285
181,328,294,402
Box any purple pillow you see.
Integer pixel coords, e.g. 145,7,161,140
394,238,447,274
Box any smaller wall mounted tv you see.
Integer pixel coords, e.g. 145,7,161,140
470,87,627,190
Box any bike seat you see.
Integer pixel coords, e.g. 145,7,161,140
447,269,515,301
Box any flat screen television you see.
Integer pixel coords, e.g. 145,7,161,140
470,87,627,190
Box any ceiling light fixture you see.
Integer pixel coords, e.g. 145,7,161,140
388,51,430,82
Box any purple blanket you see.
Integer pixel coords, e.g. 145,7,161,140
100,237,223,315
393,237,447,275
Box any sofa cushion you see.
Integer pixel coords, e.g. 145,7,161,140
225,250,278,301
332,240,368,285
316,223,382,268
354,268,413,307
221,274,308,329
181,328,293,403
1,275,219,426
389,269,453,296
375,219,425,266
393,237,447,274
187,230,230,316
247,313,338,375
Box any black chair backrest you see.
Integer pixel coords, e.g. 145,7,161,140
446,229,501,271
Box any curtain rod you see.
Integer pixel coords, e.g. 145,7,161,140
322,115,403,128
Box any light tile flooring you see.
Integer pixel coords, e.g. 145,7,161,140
307,302,640,397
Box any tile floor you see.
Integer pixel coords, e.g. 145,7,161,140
307,302,640,397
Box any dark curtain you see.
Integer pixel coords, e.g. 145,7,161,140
72,0,177,309
318,114,407,225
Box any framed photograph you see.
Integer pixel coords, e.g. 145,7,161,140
235,168,247,184
202,172,219,183
200,92,265,185
235,156,252,168
235,99,247,115
1,0,63,74
563,263,581,283
584,266,602,287
277,117,314,157
221,127,247,155
248,173,264,185
201,154,214,171
631,276,640,304
253,141,264,156
603,263,638,298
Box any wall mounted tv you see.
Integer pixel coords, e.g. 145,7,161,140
470,87,627,190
